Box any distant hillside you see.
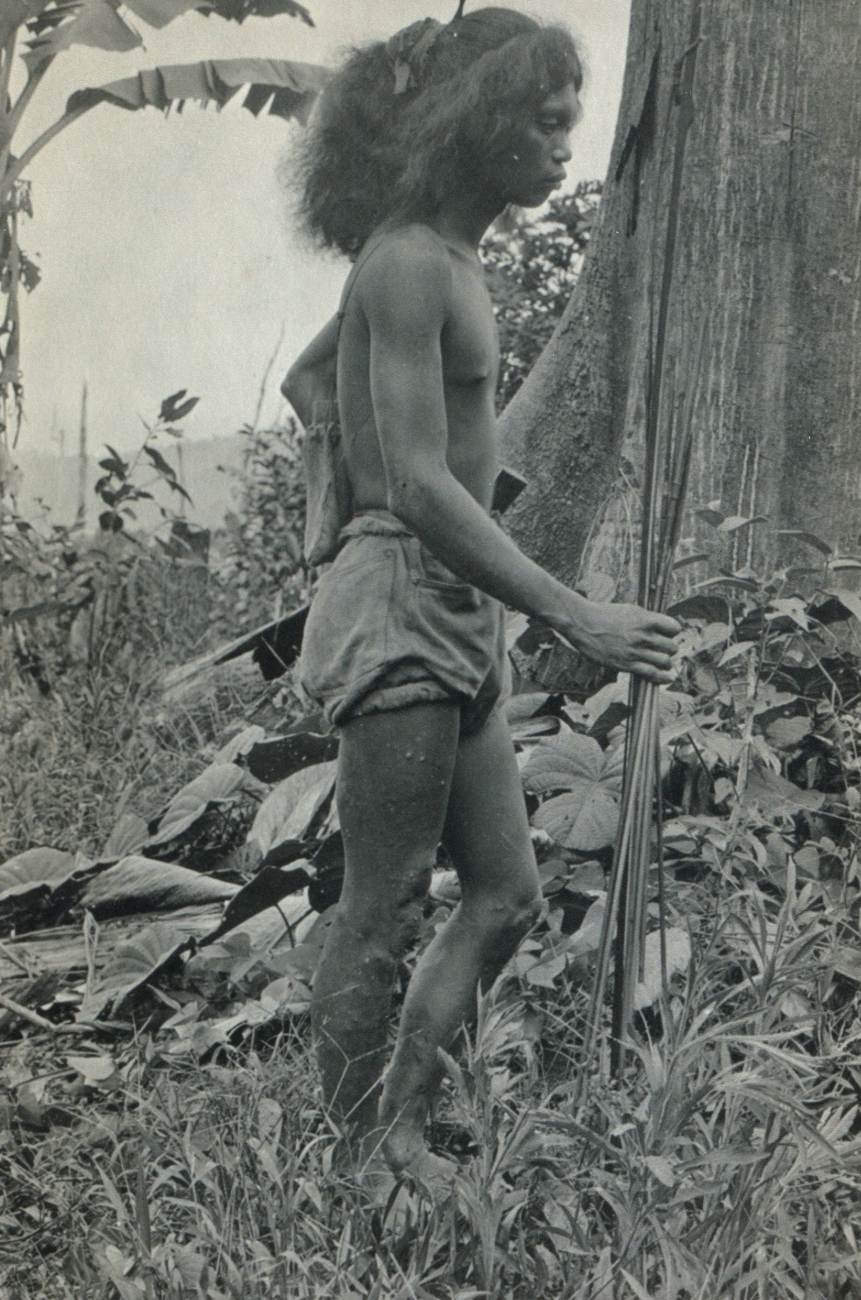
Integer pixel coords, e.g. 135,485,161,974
14,435,249,533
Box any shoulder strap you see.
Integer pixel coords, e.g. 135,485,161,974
330,232,392,407
335,232,391,339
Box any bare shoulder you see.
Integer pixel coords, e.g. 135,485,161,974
357,225,454,327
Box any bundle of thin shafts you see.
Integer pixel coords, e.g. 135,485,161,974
583,13,704,1077
583,353,700,1076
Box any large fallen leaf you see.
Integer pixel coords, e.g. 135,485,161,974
77,921,188,1019
80,856,239,918
0,847,81,904
214,724,267,764
247,762,337,855
149,763,246,845
101,813,149,858
210,863,312,940
190,895,312,984
0,847,76,901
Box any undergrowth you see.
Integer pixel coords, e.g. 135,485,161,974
2,865,861,1299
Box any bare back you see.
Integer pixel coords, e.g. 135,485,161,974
336,225,500,513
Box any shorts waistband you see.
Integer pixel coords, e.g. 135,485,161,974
339,509,414,541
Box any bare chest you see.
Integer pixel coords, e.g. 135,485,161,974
440,264,499,391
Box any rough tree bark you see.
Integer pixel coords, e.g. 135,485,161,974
499,0,861,596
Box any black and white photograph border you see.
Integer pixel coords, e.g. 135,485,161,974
2,3,861,1298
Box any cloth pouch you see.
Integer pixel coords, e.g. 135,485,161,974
301,398,353,566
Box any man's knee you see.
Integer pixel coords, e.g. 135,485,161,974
341,854,434,951
466,885,542,944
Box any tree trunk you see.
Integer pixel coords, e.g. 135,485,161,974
499,0,861,597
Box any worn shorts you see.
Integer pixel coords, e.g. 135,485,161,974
298,510,509,735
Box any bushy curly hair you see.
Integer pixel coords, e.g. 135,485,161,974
295,8,582,257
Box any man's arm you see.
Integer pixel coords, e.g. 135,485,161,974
281,314,339,429
363,234,679,682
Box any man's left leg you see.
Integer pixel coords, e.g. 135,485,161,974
379,706,542,1178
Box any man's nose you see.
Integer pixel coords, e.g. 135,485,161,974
552,139,572,164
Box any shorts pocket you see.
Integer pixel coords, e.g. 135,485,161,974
300,548,397,697
413,548,479,607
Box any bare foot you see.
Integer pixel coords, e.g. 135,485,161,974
400,1149,458,1201
382,1131,458,1201
355,1149,398,1206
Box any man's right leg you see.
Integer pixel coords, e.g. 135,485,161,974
311,701,460,1147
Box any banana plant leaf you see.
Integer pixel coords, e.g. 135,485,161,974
66,56,329,121
23,0,312,66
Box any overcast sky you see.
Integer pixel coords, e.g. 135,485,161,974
17,0,630,457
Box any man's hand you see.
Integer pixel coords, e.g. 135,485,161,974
559,600,681,685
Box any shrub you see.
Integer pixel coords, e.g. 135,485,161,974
482,181,602,409
210,422,309,636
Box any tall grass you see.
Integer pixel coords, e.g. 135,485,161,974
3,856,861,1299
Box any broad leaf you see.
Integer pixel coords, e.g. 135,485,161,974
80,856,239,917
210,862,312,939
149,762,245,845
163,999,271,1055
124,0,205,28
101,813,150,858
248,761,337,855
633,928,691,1009
213,724,267,763
65,1053,119,1085
194,0,313,23
716,515,768,534
67,57,329,124
25,0,312,69
765,715,811,750
666,594,729,624
78,921,188,1019
143,444,179,483
260,977,313,1024
719,640,756,666
825,588,861,625
690,725,743,768
247,730,338,783
532,789,620,852
191,896,311,983
524,733,624,851
0,847,78,903
742,762,825,814
522,732,610,794
26,0,141,68
776,528,833,556
504,692,558,743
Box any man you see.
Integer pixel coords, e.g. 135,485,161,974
283,7,679,1187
